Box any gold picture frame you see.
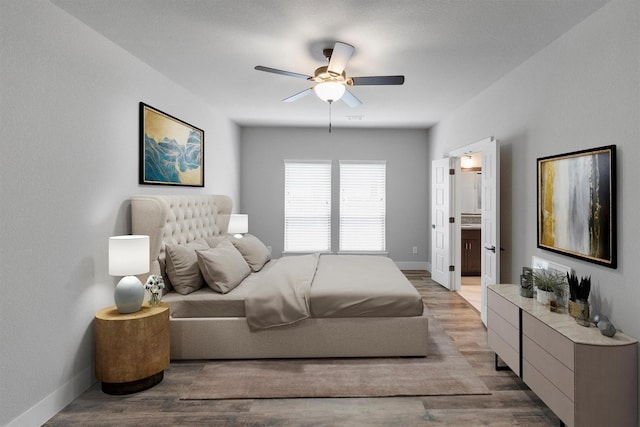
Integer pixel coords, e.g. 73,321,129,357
537,145,616,268
139,102,204,187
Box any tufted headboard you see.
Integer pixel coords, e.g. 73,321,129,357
131,195,233,281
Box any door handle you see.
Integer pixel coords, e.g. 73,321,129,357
432,224,436,229
484,245,496,253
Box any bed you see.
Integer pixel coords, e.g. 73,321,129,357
131,194,428,360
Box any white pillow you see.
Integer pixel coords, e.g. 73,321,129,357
197,240,251,294
164,240,209,295
230,234,271,272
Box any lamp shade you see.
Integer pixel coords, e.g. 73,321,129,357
228,214,248,235
314,82,346,103
108,235,149,276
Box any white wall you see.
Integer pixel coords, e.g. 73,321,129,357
0,1,240,425
429,0,640,415
240,127,430,269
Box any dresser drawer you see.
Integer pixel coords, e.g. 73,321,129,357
523,335,574,401
487,307,519,351
522,311,574,371
488,289,519,327
487,290,521,376
523,360,574,427
488,328,520,376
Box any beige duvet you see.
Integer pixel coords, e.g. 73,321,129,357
245,254,424,331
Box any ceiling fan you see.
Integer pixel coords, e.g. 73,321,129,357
255,41,405,107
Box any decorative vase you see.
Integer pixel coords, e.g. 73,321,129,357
568,300,581,318
575,299,590,327
536,289,554,305
520,286,533,298
114,276,145,314
148,291,161,307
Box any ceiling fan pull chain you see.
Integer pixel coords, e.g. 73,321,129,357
328,101,332,133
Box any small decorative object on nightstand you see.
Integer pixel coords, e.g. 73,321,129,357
109,235,149,314
144,274,164,306
94,303,170,395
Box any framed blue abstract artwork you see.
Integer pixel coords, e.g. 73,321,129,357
139,102,204,187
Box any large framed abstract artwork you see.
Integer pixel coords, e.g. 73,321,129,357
537,145,616,268
139,102,204,187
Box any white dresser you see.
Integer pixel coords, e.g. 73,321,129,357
488,284,638,427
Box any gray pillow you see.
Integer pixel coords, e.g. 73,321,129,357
230,234,271,272
197,240,251,294
164,240,209,295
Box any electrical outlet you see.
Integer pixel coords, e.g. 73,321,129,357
412,246,418,254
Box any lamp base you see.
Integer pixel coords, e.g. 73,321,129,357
114,275,144,314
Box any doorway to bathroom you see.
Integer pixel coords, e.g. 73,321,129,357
459,153,482,312
430,137,500,325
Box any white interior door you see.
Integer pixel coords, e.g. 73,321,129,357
431,158,454,289
480,138,500,325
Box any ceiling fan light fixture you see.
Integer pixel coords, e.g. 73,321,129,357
314,81,345,103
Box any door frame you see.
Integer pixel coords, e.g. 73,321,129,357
449,137,500,324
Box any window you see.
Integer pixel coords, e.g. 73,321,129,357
339,161,386,252
284,160,331,252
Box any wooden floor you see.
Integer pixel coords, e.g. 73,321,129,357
459,275,481,312
45,272,560,426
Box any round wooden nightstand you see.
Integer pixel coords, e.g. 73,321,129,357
94,302,170,395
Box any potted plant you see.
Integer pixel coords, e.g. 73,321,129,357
567,272,579,316
533,269,565,306
567,272,592,318
571,274,591,326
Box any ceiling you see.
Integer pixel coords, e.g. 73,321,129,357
52,0,608,129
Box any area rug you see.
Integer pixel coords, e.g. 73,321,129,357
181,318,489,399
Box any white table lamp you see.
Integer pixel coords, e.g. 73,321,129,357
109,235,149,314
228,214,248,238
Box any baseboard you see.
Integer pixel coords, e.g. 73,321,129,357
395,261,430,271
6,366,95,427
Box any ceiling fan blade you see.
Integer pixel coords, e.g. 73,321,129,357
255,65,311,80
351,75,405,86
327,42,354,76
282,88,313,103
341,89,362,108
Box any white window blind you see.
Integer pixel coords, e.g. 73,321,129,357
284,160,331,252
339,161,386,252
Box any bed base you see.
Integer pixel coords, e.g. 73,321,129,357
169,311,429,360
131,194,429,360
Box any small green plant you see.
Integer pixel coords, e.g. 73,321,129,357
533,269,566,292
